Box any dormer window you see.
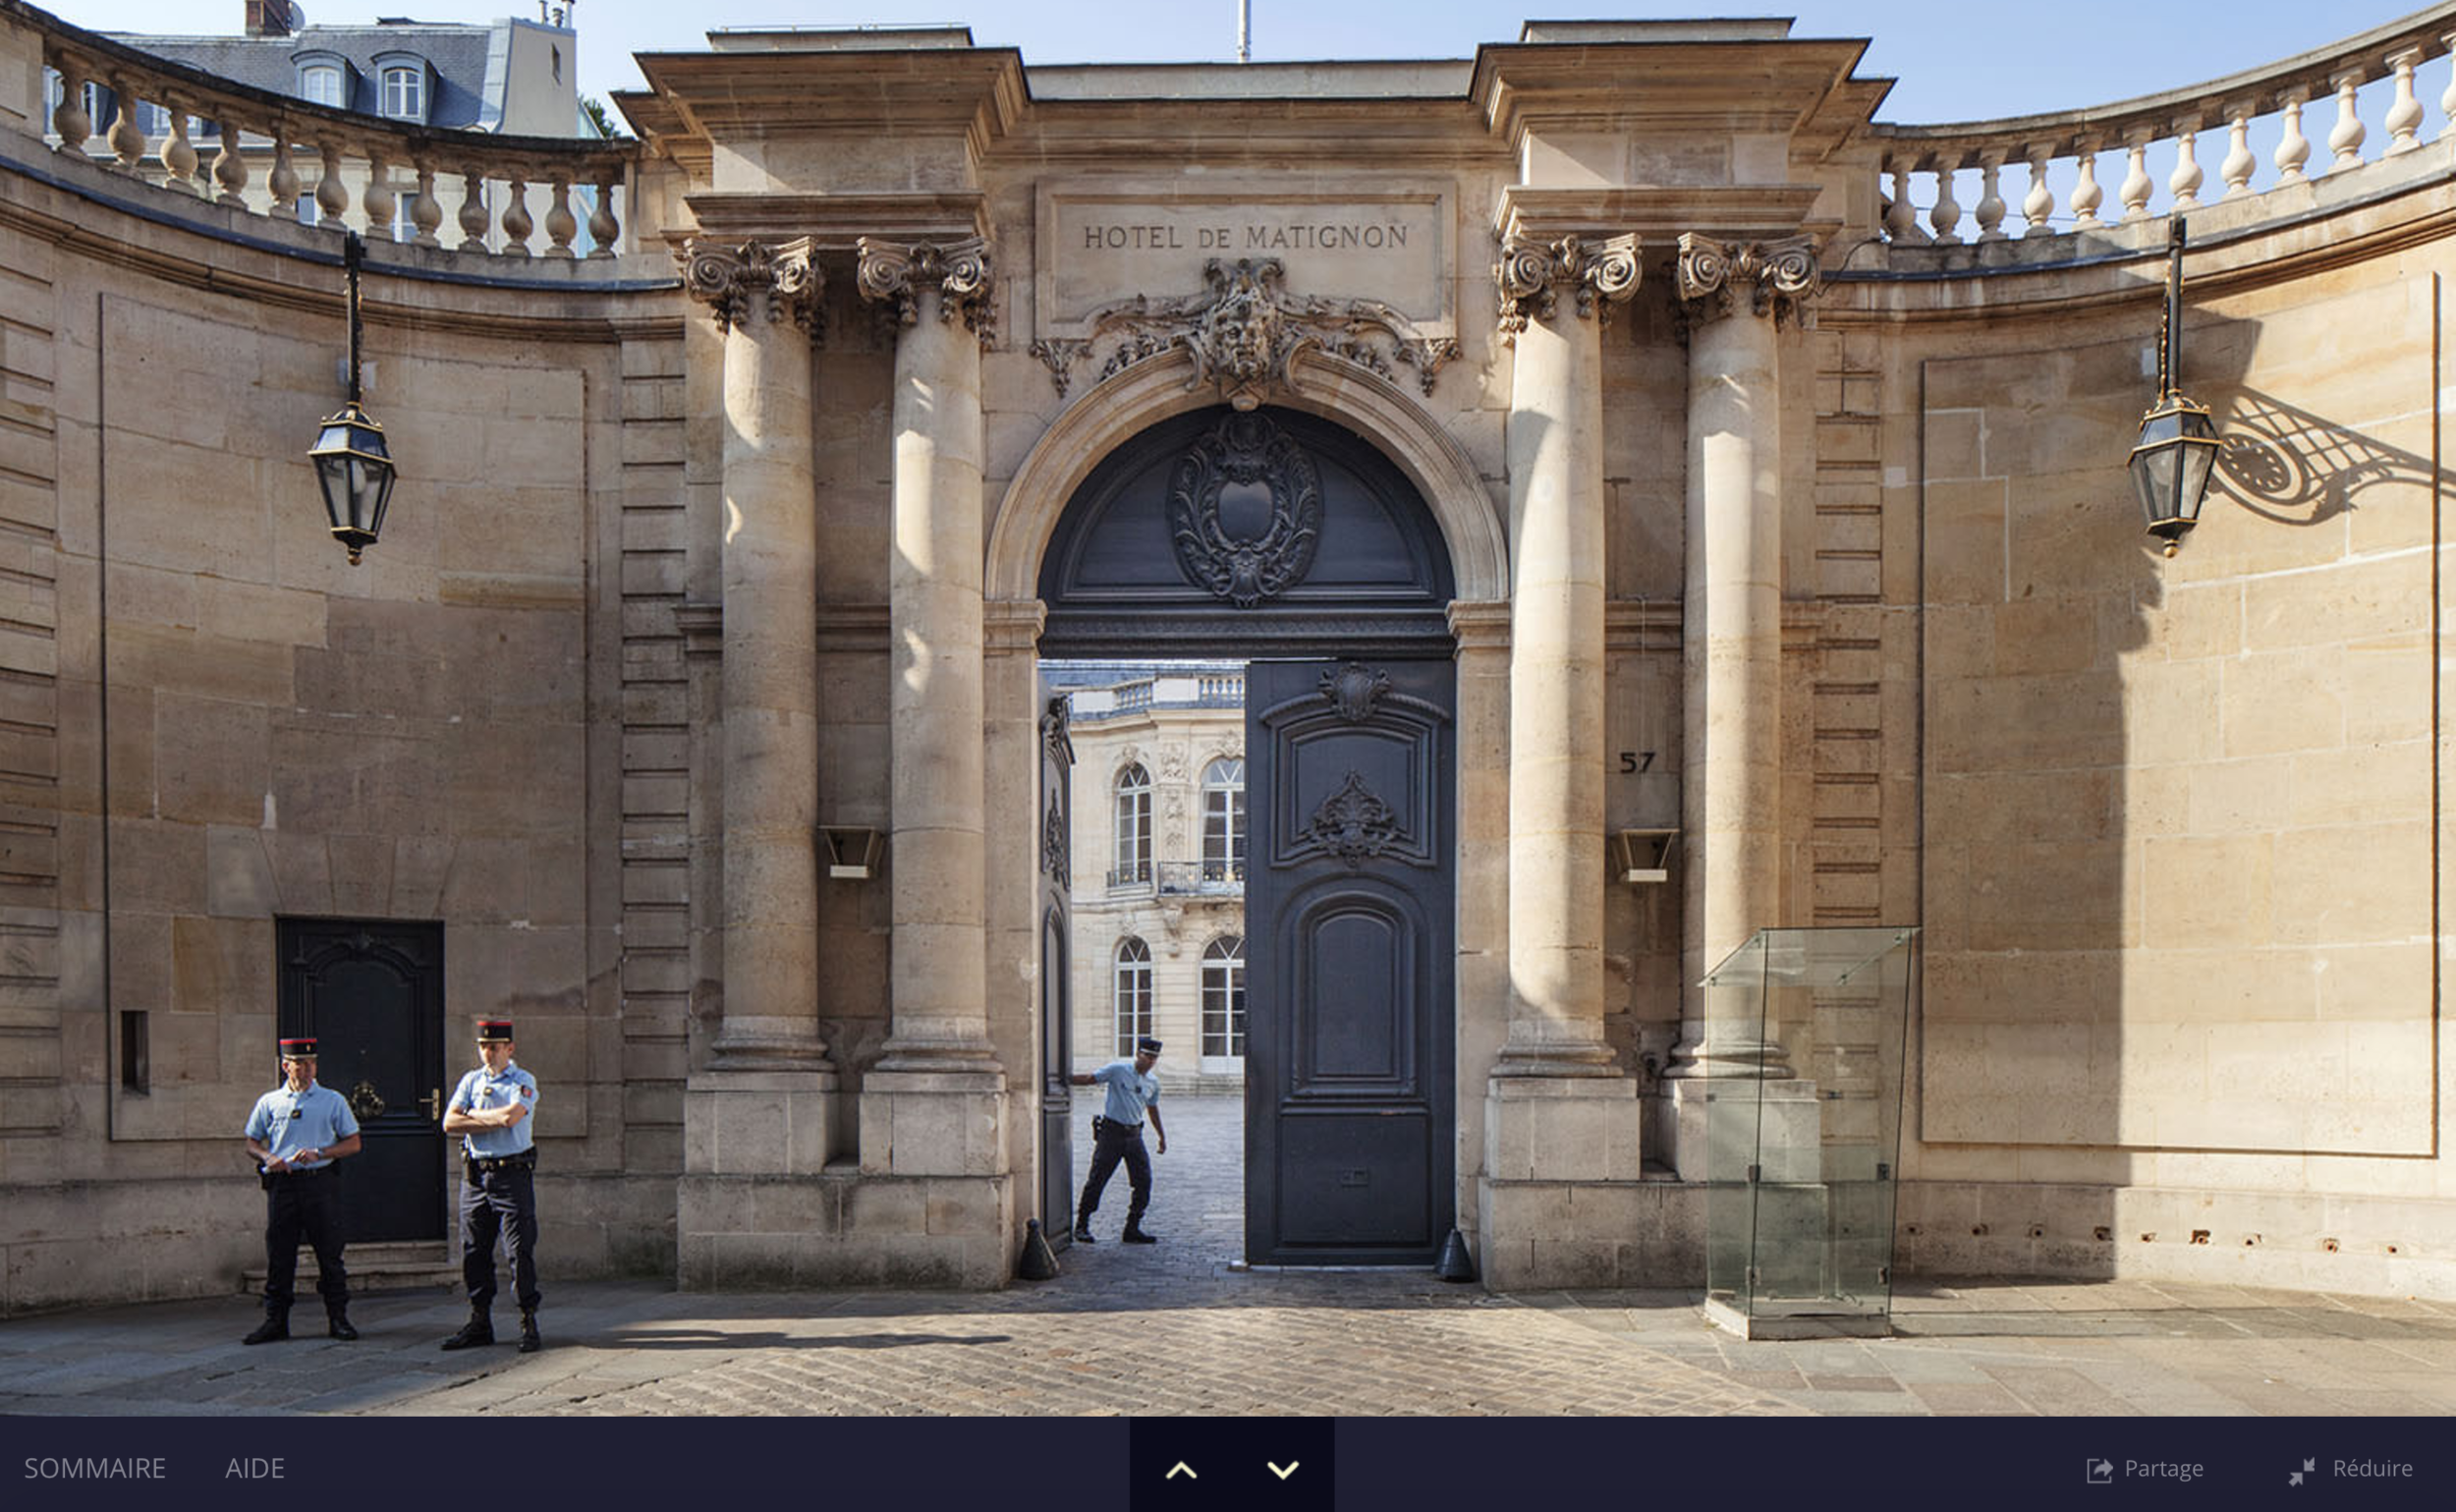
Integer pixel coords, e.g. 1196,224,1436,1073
299,64,343,108
370,52,433,125
380,66,422,121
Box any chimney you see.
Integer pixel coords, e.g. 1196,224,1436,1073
246,0,295,38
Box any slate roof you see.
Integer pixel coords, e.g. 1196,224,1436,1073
104,23,500,131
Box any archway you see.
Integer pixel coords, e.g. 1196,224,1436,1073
1020,393,1467,1264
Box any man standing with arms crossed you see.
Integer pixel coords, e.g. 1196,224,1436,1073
440,1019,543,1353
240,1036,362,1344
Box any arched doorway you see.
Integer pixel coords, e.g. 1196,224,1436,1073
1037,404,1458,1264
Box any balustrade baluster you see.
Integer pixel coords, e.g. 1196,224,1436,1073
2068,139,2104,228
269,135,301,216
106,77,144,171
2220,104,2257,196
457,168,490,251
2326,70,2367,169
2022,147,2055,236
2274,87,2312,183
2168,125,2205,210
161,101,198,196
1973,158,2007,242
543,175,577,258
2382,50,2424,154
409,162,444,247
2442,33,2456,140
1882,161,1925,244
50,59,90,150
586,171,620,258
2117,128,2153,221
499,175,534,257
1927,163,1962,245
211,118,248,206
312,141,350,228
363,153,398,241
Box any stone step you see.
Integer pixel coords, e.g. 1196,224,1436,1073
241,1240,460,1295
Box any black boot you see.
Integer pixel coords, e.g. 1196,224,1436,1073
518,1310,541,1354
440,1309,494,1351
1122,1223,1157,1245
242,1313,290,1345
325,1306,358,1341
1073,1217,1096,1244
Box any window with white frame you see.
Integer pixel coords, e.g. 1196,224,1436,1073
1200,935,1246,1059
300,65,343,108
1111,763,1151,887
379,66,422,122
1113,937,1153,1055
1201,756,1245,882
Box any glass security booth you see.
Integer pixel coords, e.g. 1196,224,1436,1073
1700,927,1918,1339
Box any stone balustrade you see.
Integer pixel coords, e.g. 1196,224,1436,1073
1871,5,2454,246
14,0,635,259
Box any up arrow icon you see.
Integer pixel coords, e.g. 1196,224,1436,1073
1166,1463,1198,1481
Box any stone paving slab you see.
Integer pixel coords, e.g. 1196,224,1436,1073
4,1099,2452,1418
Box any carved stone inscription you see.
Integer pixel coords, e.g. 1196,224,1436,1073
1042,192,1448,331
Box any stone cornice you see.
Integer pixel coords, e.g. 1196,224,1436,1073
1495,184,1828,247
680,192,991,252
856,235,997,345
1675,232,1822,329
1494,233,1641,336
982,598,1048,654
632,44,1027,162
677,236,822,338
1471,35,1878,151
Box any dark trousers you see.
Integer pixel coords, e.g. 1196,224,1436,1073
261,1169,348,1316
458,1163,541,1314
1076,1119,1151,1229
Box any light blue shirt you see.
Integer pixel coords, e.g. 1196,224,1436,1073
1091,1059,1160,1126
448,1061,538,1157
243,1081,360,1171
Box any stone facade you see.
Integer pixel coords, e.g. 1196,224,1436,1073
0,1,2452,1312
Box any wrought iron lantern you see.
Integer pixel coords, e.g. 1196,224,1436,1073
2129,218,2219,556
307,232,395,564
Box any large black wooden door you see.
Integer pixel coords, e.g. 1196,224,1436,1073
277,920,446,1244
1245,657,1454,1263
1038,693,1077,1248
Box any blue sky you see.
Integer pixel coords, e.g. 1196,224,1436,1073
44,0,2430,123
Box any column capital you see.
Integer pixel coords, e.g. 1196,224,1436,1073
678,236,823,339
1674,232,1821,331
1494,232,1641,339
857,235,996,346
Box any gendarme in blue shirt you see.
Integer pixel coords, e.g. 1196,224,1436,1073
448,1061,538,1157
1089,1058,1160,1126
243,1080,360,1171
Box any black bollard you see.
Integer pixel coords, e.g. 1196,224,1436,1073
1017,1217,1061,1281
1434,1226,1478,1282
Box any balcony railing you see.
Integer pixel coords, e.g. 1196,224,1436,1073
1106,861,1152,891
1870,6,2454,247
10,0,636,260
1159,861,1245,895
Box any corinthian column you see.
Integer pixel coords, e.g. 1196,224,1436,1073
680,237,832,1073
1492,233,1639,1075
1669,232,1818,1077
854,236,1009,1177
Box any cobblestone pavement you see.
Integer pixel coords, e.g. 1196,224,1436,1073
4,1097,2452,1417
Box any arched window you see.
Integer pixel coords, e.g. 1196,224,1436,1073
379,66,424,122
1201,756,1246,882
1111,763,1150,887
1201,935,1246,1059
299,64,344,108
1113,937,1153,1055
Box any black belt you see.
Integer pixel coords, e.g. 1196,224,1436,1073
1091,1116,1141,1132
466,1153,535,1173
265,1165,330,1179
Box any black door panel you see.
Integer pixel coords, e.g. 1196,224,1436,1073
277,920,445,1245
